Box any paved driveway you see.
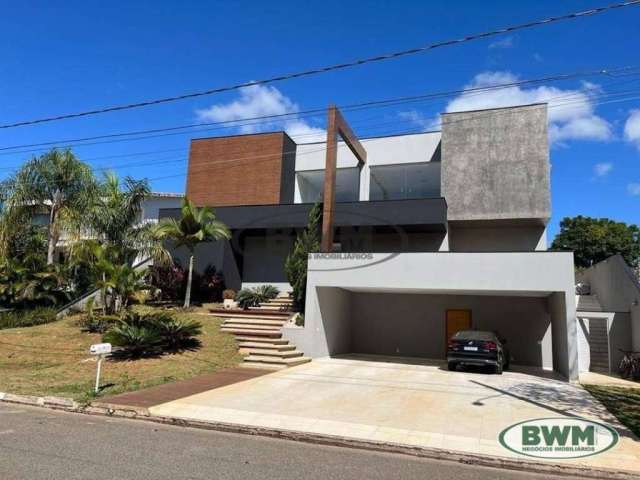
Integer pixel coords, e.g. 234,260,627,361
150,355,640,473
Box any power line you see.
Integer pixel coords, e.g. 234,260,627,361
0,66,636,157
1,1,638,130
3,75,639,178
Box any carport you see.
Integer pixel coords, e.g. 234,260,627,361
325,289,558,370
283,252,578,379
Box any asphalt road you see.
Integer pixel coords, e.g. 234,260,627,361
0,403,571,480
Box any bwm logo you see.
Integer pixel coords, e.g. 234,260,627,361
499,418,619,459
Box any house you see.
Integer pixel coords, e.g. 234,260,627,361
161,103,608,381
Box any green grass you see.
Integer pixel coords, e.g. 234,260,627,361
0,308,242,401
584,384,640,437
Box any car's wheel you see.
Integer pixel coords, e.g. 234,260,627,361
448,362,457,371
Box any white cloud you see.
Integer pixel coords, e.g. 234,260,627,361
488,36,513,49
442,71,613,146
593,162,613,177
628,183,640,196
196,84,326,142
398,110,439,132
624,109,640,149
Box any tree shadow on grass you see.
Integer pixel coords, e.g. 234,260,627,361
107,339,202,362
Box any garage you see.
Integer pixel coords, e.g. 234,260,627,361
283,252,577,379
330,289,557,370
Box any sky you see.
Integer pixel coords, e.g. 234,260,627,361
1,1,639,240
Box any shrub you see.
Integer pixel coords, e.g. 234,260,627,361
77,314,120,334
104,323,162,357
196,264,225,302
223,289,236,300
103,309,202,357
0,307,58,330
146,262,185,301
236,285,280,309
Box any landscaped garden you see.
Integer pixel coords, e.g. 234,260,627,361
0,147,241,401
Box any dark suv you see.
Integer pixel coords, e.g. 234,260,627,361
447,330,509,374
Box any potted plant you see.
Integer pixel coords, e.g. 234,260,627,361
223,289,237,309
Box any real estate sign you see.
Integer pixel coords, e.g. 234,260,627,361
499,417,619,459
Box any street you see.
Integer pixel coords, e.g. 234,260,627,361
0,403,571,480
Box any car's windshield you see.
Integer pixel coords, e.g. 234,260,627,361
453,330,496,341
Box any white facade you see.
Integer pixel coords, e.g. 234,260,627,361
284,252,579,380
294,132,442,204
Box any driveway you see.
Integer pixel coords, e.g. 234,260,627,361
150,355,640,473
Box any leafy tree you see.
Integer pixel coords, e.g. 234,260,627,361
0,148,96,265
153,198,230,308
551,216,640,268
284,202,322,313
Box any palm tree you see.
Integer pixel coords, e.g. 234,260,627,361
153,198,230,308
88,172,151,265
69,240,116,315
0,149,96,265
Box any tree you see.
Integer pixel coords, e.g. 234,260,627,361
0,149,96,265
153,198,230,308
551,216,640,268
284,202,322,313
88,172,152,265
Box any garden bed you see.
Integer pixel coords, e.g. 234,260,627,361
0,307,242,403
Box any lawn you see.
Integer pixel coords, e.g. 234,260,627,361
584,384,640,437
0,309,242,403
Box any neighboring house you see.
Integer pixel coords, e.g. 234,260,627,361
50,192,184,261
161,103,594,381
576,255,640,377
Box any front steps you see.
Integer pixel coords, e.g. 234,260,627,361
215,293,310,369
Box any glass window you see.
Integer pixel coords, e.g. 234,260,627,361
369,162,440,200
296,167,360,203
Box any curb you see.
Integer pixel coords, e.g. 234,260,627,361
0,392,637,480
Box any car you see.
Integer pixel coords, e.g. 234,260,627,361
447,330,509,374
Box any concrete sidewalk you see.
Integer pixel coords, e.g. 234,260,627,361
149,356,640,475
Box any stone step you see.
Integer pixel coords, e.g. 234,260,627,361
249,305,292,311
241,362,287,371
234,336,288,344
237,342,295,351
222,322,280,333
221,327,282,337
222,318,286,327
207,311,290,320
243,355,311,367
240,348,304,358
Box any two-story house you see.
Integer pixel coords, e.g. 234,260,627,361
162,103,581,380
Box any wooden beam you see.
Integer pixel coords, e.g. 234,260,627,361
321,106,339,252
334,108,367,165
320,105,366,252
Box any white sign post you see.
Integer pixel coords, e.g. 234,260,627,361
89,343,112,393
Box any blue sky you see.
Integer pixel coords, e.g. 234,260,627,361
1,1,639,240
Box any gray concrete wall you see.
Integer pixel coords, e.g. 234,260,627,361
350,292,552,368
242,234,294,284
284,287,353,357
577,255,640,351
448,224,547,252
296,251,577,379
548,292,571,379
441,104,551,222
